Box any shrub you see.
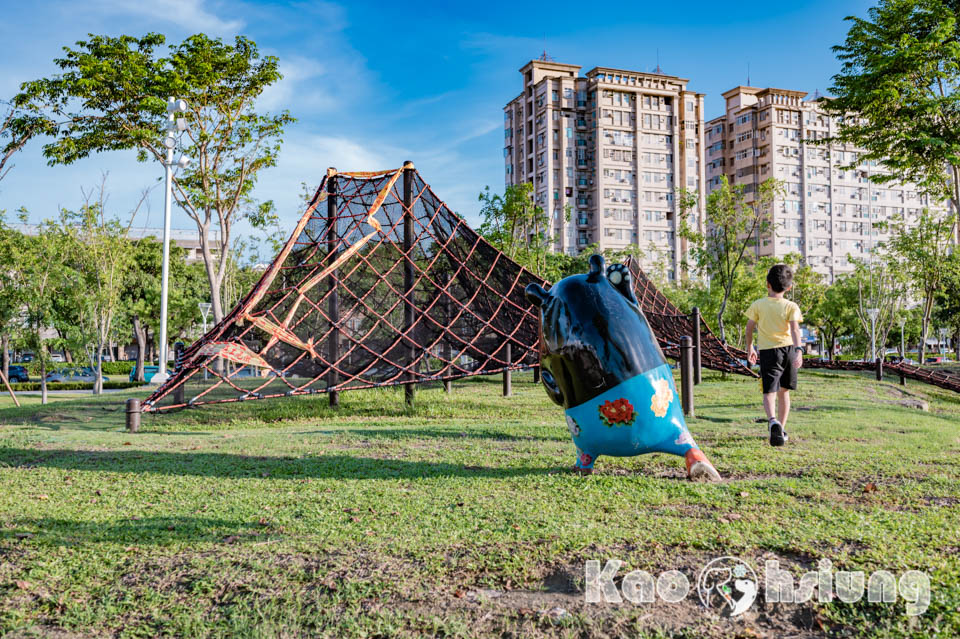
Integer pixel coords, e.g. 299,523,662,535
8,381,145,391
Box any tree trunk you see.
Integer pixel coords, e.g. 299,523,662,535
1,335,8,381
39,347,47,405
132,316,146,382
920,315,929,365
717,290,730,344
199,231,226,324
93,340,103,395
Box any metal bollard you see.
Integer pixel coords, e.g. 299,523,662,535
875,357,883,382
533,365,541,384
691,307,702,385
125,398,141,433
899,367,906,386
680,336,694,417
502,343,512,397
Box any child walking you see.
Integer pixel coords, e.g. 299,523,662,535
745,264,804,446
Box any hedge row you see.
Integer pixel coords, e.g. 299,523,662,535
8,361,146,376
7,380,145,391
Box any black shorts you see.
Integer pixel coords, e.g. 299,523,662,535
759,346,798,394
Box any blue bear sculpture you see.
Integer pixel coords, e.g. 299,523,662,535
525,255,721,481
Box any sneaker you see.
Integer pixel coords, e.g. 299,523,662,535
769,420,786,447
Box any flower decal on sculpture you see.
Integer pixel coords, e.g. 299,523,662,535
650,378,673,418
599,398,636,427
565,414,581,437
579,452,593,467
674,430,694,447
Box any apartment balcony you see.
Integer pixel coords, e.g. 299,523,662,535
576,119,587,130
577,216,590,226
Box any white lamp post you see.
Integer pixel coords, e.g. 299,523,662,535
866,308,879,362
939,327,949,356
152,97,190,385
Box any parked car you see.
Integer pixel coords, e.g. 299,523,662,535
46,367,109,383
50,353,65,363
7,365,29,383
130,366,159,383
19,354,34,363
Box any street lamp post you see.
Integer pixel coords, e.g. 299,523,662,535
151,97,190,385
198,302,212,381
867,308,879,362
939,327,949,356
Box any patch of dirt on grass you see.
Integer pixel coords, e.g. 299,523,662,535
923,495,960,507
412,547,836,638
3,626,95,639
80,544,843,638
32,413,91,424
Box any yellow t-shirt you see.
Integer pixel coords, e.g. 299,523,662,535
746,296,803,350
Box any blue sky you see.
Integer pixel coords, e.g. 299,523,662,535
0,0,873,248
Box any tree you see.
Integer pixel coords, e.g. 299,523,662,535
933,252,960,360
0,216,23,380
811,275,859,360
6,214,67,404
883,208,958,362
121,238,200,381
14,33,294,324
61,178,141,393
1,102,52,184
478,183,551,276
678,175,785,342
849,256,909,360
824,0,960,243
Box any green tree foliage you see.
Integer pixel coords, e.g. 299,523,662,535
932,252,960,359
882,208,958,362
4,214,68,404
679,175,785,342
477,183,551,276
60,180,138,394
811,275,860,359
14,33,294,323
120,238,206,381
847,256,910,360
1,101,52,184
824,0,960,243
0,216,22,380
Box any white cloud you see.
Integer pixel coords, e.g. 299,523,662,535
93,0,244,35
258,56,330,112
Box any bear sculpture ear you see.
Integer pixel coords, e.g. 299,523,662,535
587,254,606,282
525,283,549,307
606,263,639,305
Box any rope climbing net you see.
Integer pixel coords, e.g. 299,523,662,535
143,165,960,413
144,165,543,412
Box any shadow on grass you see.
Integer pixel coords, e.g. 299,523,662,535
0,447,565,480
288,427,563,443
3,516,267,545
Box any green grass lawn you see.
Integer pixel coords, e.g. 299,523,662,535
0,369,958,638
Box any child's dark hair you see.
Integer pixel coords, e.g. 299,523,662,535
767,264,794,293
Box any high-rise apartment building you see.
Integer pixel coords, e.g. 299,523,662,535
503,60,706,280
705,86,948,282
